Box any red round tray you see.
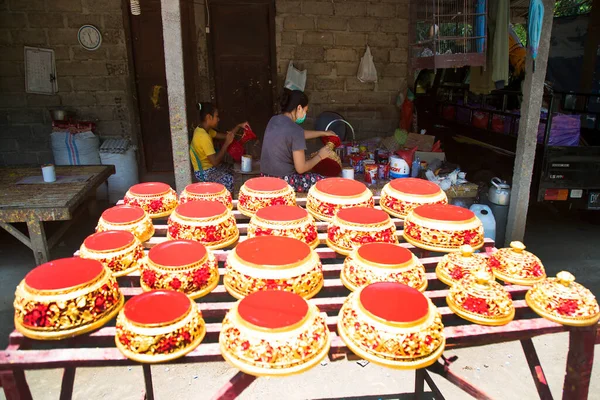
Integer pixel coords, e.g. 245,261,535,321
236,236,310,266
175,200,227,219
124,290,191,326
238,290,308,329
148,240,208,267
413,204,475,222
245,177,288,192
357,243,413,265
255,205,308,222
84,231,135,252
185,182,226,195
389,178,441,196
336,207,387,225
129,182,171,196
360,282,428,324
101,206,145,224
25,258,104,291
315,178,366,197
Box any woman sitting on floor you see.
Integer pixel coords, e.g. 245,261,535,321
190,102,247,193
260,89,335,192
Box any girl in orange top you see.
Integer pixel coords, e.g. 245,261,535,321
190,103,247,193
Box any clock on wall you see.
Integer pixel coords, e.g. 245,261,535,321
78,25,102,51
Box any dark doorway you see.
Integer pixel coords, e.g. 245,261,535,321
129,0,197,173
209,0,277,141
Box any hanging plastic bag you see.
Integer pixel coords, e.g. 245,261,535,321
284,61,307,91
357,46,378,83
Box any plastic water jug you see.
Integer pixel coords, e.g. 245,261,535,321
389,155,410,179
470,204,496,242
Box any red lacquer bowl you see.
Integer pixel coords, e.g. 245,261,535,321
179,182,233,210
237,177,296,217
140,240,219,299
220,290,330,376
224,236,323,299
96,205,155,243
247,205,319,249
380,178,448,220
115,290,206,363
337,282,445,369
306,178,374,222
124,182,178,218
80,230,144,277
14,257,124,340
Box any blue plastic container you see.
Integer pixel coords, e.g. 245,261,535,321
470,204,496,242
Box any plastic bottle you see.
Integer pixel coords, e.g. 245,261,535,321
469,204,496,242
411,156,420,177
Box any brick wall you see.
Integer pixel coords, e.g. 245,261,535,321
275,0,409,140
0,0,134,166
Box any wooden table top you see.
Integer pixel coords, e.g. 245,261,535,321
0,165,114,223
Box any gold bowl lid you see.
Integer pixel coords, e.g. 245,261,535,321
436,245,491,286
447,269,515,326
526,271,600,326
489,241,546,285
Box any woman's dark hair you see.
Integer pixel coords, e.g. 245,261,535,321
280,89,308,113
198,102,217,122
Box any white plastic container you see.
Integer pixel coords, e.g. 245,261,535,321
470,204,496,242
389,155,409,179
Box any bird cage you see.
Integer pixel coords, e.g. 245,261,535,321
409,0,487,70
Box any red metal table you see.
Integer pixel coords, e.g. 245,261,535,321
0,197,596,400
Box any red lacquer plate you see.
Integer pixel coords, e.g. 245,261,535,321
237,177,296,217
341,243,427,292
337,282,445,369
327,207,397,255
248,205,319,249
224,236,323,299
115,290,206,363
14,257,123,340
96,205,155,243
306,178,374,222
124,182,178,219
80,231,144,277
403,204,484,252
179,182,233,210
167,200,239,250
219,290,330,376
140,240,219,299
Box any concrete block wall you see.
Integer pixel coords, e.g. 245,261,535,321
275,0,409,140
0,0,134,166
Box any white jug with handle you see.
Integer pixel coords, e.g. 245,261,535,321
489,177,511,205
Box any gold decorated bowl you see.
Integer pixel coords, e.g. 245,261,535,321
403,204,484,252
219,290,330,376
237,177,296,217
526,271,600,327
79,230,144,277
115,290,206,363
167,200,239,249
446,270,515,326
140,240,219,299
96,205,155,243
14,257,123,340
435,245,492,287
124,182,178,219
179,182,233,210
337,282,445,369
488,241,546,286
341,243,427,292
327,207,398,255
306,178,374,222
224,236,323,300
380,178,448,220
247,205,319,249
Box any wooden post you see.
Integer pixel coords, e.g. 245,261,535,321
505,0,556,246
161,0,193,192
562,326,597,400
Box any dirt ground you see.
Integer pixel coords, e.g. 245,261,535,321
0,204,599,400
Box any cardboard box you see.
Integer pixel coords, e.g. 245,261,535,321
415,151,446,164
404,133,435,151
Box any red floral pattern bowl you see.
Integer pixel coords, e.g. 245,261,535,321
403,204,484,252
247,205,319,249
124,182,178,219
167,200,239,249
96,205,154,243
115,290,205,363
435,245,492,287
327,207,398,255
140,240,219,299
380,178,448,220
488,241,546,286
224,236,323,300
237,177,296,217
79,231,144,277
447,269,515,326
337,282,445,369
219,290,330,376
14,257,123,340
306,178,374,222
179,182,233,210
341,243,427,292
526,271,600,327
